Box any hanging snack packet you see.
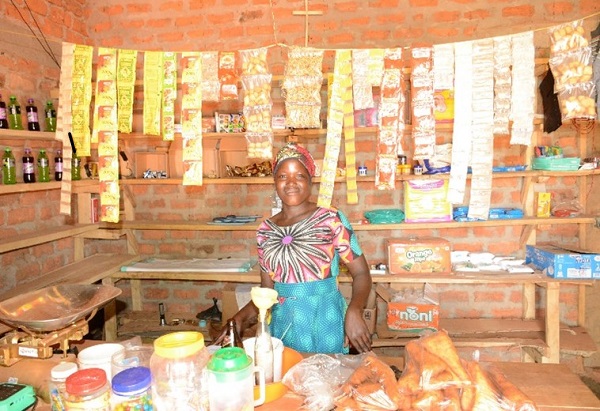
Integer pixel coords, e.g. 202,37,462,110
219,51,238,100
202,51,220,102
282,47,324,129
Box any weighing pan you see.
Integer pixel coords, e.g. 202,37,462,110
0,284,122,332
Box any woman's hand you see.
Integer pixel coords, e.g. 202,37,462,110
344,305,372,353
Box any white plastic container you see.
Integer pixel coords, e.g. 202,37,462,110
78,343,124,382
49,362,79,411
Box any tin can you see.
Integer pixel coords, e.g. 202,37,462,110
358,166,367,176
413,165,423,175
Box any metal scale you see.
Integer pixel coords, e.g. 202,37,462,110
0,284,121,367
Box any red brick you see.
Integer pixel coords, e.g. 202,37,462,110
544,2,574,15
502,5,535,18
409,0,438,6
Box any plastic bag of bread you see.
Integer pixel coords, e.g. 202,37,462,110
335,352,403,410
282,353,356,411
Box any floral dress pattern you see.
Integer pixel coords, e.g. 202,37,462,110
256,207,363,353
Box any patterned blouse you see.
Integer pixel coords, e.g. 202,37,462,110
256,207,363,283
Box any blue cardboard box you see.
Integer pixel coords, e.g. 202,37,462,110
526,245,600,279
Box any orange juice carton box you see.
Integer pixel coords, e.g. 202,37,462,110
376,284,439,332
387,237,452,274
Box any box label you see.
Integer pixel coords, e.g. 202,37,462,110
387,302,439,331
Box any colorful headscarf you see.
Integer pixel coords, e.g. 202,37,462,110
273,143,316,178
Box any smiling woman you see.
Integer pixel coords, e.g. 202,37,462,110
214,142,374,355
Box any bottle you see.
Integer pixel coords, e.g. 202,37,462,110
37,149,50,182
222,318,244,349
254,314,274,384
54,149,63,181
49,362,78,411
23,148,35,183
159,302,167,326
2,148,16,185
8,96,23,130
45,100,57,132
0,94,8,129
26,98,40,131
71,154,81,181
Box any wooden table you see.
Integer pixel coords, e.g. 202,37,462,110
258,360,600,411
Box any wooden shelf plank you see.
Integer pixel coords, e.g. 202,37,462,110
0,129,58,141
100,215,596,232
0,181,61,194
0,224,98,253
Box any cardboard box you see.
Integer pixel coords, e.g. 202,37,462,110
526,244,600,279
387,237,452,274
339,283,377,335
404,179,453,223
376,284,439,334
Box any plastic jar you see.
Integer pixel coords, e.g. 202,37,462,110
111,366,153,410
150,331,210,411
49,361,78,411
64,368,111,411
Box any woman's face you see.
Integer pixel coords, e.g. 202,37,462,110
274,159,312,207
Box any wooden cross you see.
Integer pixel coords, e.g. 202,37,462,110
292,0,323,47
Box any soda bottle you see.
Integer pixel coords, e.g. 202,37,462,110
0,94,8,129
26,98,40,131
37,149,50,182
221,318,244,349
23,148,35,183
45,100,56,132
2,148,16,184
54,149,63,181
8,96,23,130
71,154,81,181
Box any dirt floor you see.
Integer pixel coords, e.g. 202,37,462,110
582,367,600,399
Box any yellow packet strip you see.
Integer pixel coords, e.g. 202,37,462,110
181,52,203,185
317,50,350,208
117,49,138,134
342,66,358,205
71,44,93,157
58,42,75,216
92,48,117,143
143,51,164,136
162,52,177,141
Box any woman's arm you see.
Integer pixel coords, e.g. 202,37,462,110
214,270,273,344
344,254,373,353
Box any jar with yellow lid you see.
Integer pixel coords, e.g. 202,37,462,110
150,331,210,411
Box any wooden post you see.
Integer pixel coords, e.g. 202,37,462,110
292,0,323,47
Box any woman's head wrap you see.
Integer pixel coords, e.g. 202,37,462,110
273,143,316,178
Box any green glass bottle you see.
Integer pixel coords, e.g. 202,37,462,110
2,147,16,184
8,96,23,130
71,154,81,181
37,149,50,182
45,100,56,132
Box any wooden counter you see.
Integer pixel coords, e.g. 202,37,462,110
258,360,600,411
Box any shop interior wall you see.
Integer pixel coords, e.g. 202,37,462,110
1,0,600,364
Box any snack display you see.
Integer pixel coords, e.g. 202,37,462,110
281,47,324,128
548,20,597,120
219,51,238,100
410,46,436,160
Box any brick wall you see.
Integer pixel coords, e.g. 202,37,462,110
0,0,599,357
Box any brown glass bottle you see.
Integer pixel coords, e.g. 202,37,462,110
222,318,244,348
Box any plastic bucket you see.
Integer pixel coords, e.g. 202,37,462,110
78,343,124,382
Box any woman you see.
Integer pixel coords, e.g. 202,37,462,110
218,143,373,354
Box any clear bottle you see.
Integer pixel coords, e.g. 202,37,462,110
23,147,35,183
54,149,63,181
45,100,57,132
72,154,81,181
64,368,111,411
8,96,23,130
37,149,50,182
2,148,16,185
254,315,274,384
222,318,244,349
150,331,210,411
26,98,40,131
0,94,8,129
49,362,78,411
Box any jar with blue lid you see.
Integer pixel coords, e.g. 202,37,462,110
111,366,153,410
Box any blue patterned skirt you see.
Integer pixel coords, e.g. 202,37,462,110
271,277,348,354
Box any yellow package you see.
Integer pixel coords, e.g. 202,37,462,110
404,180,452,222
536,192,551,217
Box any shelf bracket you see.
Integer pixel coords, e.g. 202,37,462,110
594,217,600,229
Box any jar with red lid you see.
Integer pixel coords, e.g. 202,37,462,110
64,367,111,411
